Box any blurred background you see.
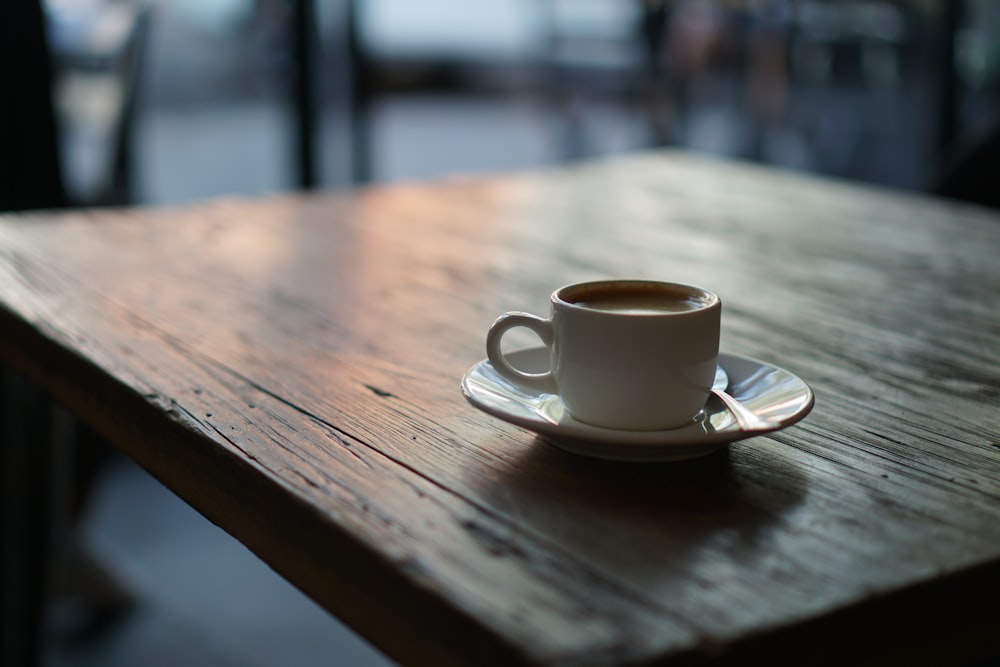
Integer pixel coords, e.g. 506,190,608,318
27,0,1000,665
48,0,1000,205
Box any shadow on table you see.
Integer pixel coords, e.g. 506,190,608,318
477,436,807,582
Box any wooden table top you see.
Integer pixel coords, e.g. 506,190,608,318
2,151,999,666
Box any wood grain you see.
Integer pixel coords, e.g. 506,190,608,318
2,151,999,666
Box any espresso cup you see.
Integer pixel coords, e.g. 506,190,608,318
486,280,721,431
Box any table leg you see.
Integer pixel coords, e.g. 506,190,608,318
1,367,59,667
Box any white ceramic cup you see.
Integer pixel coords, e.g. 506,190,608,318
486,280,721,431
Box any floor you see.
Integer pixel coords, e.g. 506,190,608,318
47,456,394,667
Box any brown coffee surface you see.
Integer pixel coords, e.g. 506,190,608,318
565,282,709,314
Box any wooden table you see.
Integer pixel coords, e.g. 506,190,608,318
2,152,999,666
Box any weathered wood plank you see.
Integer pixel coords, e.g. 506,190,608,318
1,151,999,665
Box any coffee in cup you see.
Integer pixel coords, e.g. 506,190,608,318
486,280,720,431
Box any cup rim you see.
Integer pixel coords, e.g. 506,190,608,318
553,279,720,315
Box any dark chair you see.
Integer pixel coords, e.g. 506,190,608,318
0,0,150,213
48,0,151,206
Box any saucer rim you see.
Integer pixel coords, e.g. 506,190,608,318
461,347,814,460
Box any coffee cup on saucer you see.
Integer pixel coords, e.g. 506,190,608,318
486,280,721,431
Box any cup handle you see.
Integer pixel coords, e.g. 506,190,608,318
486,312,557,393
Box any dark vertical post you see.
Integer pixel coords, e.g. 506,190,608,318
106,7,151,206
291,0,318,189
0,0,66,210
347,0,372,183
936,0,963,157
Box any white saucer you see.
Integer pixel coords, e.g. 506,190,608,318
461,347,814,462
